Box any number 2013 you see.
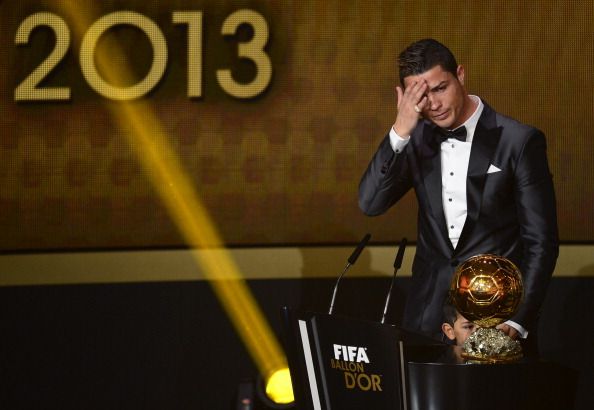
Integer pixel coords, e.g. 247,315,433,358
14,10,272,101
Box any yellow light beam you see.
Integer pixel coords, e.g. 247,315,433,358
58,1,287,379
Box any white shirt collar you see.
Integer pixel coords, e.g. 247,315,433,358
452,95,483,143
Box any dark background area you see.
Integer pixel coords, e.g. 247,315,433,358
1,276,593,409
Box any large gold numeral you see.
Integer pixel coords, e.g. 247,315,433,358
14,10,272,101
172,11,203,98
79,11,168,100
15,12,71,101
216,9,272,99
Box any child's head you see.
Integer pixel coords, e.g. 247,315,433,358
442,303,477,346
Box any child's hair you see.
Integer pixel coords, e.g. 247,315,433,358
442,296,458,326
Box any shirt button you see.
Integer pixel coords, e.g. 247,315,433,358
450,225,455,229
451,144,455,148
450,172,454,176
448,198,453,202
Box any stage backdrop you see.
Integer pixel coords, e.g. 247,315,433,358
1,0,593,251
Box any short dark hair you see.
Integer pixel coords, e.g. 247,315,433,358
442,297,458,327
398,39,458,85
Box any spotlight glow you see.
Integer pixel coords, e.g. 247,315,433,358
58,0,288,384
265,367,294,404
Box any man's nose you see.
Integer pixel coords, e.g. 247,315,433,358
428,94,440,110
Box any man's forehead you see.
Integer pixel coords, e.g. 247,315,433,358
403,65,454,87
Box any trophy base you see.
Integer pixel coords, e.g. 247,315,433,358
462,327,523,364
461,352,523,364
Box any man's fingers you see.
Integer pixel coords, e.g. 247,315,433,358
395,86,403,109
407,80,427,97
416,95,428,111
403,80,420,99
496,324,520,339
392,80,428,136
402,81,428,110
508,327,519,340
496,323,509,332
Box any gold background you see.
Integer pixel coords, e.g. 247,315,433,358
1,0,593,250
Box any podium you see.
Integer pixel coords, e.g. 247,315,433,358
281,307,577,410
281,307,441,410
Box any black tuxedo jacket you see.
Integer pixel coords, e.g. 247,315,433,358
359,102,559,339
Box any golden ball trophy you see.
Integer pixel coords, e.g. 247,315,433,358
450,254,524,363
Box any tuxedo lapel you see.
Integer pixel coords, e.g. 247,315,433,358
456,104,502,252
420,124,453,252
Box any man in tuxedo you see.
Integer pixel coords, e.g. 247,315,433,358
359,39,558,347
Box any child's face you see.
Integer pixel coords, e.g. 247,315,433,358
444,313,477,346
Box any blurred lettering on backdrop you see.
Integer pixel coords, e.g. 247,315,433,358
0,1,592,251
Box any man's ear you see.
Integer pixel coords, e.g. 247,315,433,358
441,323,456,341
456,65,465,85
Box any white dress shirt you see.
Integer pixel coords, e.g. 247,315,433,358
440,96,483,248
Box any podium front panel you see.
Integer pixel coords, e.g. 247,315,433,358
297,313,404,410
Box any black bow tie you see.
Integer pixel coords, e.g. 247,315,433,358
436,126,467,143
